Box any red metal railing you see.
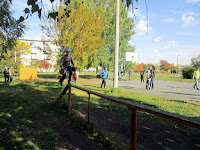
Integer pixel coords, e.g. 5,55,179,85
63,84,200,150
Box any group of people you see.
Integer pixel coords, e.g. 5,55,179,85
3,66,15,83
56,47,198,91
100,66,155,89
128,66,155,90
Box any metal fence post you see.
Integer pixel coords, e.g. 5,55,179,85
68,84,71,110
88,93,91,123
129,108,137,150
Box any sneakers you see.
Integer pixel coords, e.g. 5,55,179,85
197,88,199,90
193,85,195,89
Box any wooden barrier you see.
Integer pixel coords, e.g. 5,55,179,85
58,84,200,150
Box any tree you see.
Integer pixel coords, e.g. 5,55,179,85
1,39,31,63
191,55,200,68
143,63,155,72
0,39,31,74
0,0,26,57
126,62,137,71
23,0,137,20
39,60,52,71
30,60,42,68
160,60,170,71
48,0,106,70
137,63,143,72
89,0,135,71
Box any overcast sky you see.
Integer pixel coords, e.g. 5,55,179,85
10,0,200,66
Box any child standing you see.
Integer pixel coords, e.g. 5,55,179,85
3,67,9,83
101,67,109,88
193,67,199,90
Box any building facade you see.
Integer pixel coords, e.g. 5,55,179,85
20,39,59,72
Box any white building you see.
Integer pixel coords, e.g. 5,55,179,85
20,39,59,72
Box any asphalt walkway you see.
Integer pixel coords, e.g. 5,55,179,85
94,80,200,102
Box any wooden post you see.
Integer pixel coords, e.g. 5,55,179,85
130,108,137,150
68,84,71,110
88,93,91,123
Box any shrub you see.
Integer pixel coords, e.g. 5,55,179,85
171,69,177,74
182,67,194,79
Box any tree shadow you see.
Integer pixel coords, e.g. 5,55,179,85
38,73,58,79
79,75,96,79
68,88,200,150
0,81,106,150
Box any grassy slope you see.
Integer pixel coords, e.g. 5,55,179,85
0,72,199,149
72,79,200,120
0,79,120,150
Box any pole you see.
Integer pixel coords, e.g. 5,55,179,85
177,54,179,75
129,108,137,150
15,50,16,63
114,0,120,88
88,93,91,123
68,84,71,110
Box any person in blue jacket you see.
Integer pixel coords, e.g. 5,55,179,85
101,67,109,88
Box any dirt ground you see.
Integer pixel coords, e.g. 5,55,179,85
70,79,200,149
78,106,200,150
52,79,200,150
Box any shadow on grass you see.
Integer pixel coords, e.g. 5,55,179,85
0,81,113,150
38,73,58,79
69,89,200,150
79,75,96,79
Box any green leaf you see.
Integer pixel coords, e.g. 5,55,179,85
31,4,39,14
24,8,30,14
27,0,35,6
19,16,24,22
48,12,58,20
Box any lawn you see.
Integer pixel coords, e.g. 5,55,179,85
0,72,199,149
78,71,193,82
0,79,120,150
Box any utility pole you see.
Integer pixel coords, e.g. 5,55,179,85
114,0,119,88
176,54,179,74
15,50,16,63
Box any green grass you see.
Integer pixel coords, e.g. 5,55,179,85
70,81,200,135
72,81,200,120
0,80,121,150
0,72,199,149
79,71,193,82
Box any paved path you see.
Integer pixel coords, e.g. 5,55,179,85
92,80,200,102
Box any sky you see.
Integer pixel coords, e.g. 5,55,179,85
10,0,200,66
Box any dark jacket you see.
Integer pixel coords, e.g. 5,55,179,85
140,70,144,76
60,54,74,68
4,69,9,75
150,69,155,78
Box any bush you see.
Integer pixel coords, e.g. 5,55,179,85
171,69,177,74
182,67,194,79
